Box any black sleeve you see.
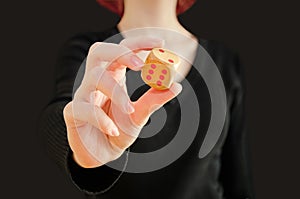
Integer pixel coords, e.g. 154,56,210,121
219,53,255,199
38,32,128,196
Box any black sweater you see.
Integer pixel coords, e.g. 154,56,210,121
39,26,254,199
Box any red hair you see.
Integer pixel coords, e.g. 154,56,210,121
96,0,196,16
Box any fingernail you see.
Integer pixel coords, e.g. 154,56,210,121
111,128,120,136
126,101,135,113
130,55,144,67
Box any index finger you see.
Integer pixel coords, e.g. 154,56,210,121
87,42,144,71
105,36,165,71
119,36,165,52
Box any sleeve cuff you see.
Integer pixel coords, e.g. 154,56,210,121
66,147,129,195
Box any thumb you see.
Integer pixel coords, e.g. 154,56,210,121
132,83,182,126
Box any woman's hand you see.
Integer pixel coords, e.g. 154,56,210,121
63,37,182,168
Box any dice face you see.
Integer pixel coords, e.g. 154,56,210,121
141,48,180,90
141,63,174,90
145,48,180,68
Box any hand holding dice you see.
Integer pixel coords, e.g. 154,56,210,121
141,48,180,90
63,37,183,168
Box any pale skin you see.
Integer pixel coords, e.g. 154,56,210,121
63,0,199,168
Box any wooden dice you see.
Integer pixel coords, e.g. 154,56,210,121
141,48,180,90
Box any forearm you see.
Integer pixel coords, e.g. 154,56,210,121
39,98,129,195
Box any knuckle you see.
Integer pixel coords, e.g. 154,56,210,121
63,101,73,119
88,42,102,53
89,66,106,83
90,65,104,75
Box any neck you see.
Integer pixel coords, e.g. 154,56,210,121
117,0,190,36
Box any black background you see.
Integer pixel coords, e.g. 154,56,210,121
2,0,299,198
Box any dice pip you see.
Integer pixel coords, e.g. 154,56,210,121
141,48,180,90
